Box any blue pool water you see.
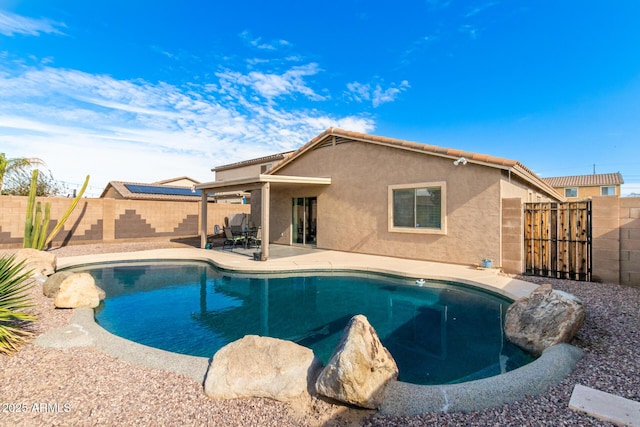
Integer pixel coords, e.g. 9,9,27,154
73,261,534,385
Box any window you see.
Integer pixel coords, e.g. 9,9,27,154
564,187,578,198
389,182,446,234
601,186,615,196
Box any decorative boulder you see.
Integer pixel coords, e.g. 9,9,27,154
53,273,106,308
43,271,76,297
504,284,585,356
13,248,57,277
315,314,398,409
204,335,323,402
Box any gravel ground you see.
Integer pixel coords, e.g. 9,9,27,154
2,240,639,426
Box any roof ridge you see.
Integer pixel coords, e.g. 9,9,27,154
268,128,520,173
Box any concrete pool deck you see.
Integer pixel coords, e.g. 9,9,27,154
56,244,540,299
42,245,585,415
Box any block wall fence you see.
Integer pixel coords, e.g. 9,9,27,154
1,195,638,286
0,196,250,249
501,196,640,287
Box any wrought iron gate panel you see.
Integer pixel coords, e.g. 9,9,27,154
524,201,592,281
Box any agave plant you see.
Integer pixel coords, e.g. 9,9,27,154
0,255,35,354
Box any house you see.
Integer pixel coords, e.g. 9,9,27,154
195,128,563,268
541,173,624,200
213,151,294,181
100,177,211,201
153,176,200,188
212,151,295,204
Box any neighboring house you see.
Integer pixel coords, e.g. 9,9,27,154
100,177,211,201
541,173,624,200
212,151,294,204
196,128,564,267
153,176,200,188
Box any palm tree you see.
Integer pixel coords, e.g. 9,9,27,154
0,153,45,194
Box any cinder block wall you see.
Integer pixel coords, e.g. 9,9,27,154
501,198,524,275
591,196,622,284
500,196,640,286
0,196,250,249
619,197,640,286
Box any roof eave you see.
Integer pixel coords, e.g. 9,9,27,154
196,174,331,193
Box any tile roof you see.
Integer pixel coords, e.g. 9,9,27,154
542,173,624,188
267,128,562,200
152,176,200,186
212,151,295,172
270,128,522,170
100,181,212,201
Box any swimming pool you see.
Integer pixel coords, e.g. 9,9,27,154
73,260,534,385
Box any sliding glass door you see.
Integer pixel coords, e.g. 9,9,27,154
292,197,317,246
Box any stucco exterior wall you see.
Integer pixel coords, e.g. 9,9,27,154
102,186,122,199
269,140,505,265
559,185,620,200
215,165,260,181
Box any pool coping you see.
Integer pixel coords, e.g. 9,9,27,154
41,247,584,414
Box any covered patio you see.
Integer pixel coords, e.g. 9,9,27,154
195,174,331,260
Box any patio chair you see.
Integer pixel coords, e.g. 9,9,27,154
223,227,245,250
248,226,262,249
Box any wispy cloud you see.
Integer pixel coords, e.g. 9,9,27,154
216,63,327,102
0,63,374,190
346,80,410,107
399,35,436,66
464,1,500,18
0,10,65,36
425,0,452,10
239,30,291,51
459,24,479,39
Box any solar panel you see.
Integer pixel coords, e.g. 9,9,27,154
124,184,202,196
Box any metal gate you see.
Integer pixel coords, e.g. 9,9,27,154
524,201,592,281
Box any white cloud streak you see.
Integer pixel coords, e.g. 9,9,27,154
346,80,410,107
216,63,327,102
0,10,65,36
0,64,375,192
240,30,291,51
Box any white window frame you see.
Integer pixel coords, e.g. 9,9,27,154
600,186,616,196
388,181,447,235
564,187,578,198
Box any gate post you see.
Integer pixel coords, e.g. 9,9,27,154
501,198,524,274
591,196,620,284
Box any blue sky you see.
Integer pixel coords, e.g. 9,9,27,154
1,1,639,197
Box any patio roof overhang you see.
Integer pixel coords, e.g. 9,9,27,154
195,174,331,259
195,174,332,193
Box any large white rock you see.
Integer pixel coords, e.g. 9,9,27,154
43,271,76,297
53,273,106,309
204,335,323,402
13,248,57,277
315,315,398,409
504,284,585,356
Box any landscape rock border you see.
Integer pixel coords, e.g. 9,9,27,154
380,343,584,416
35,304,584,415
33,252,585,415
